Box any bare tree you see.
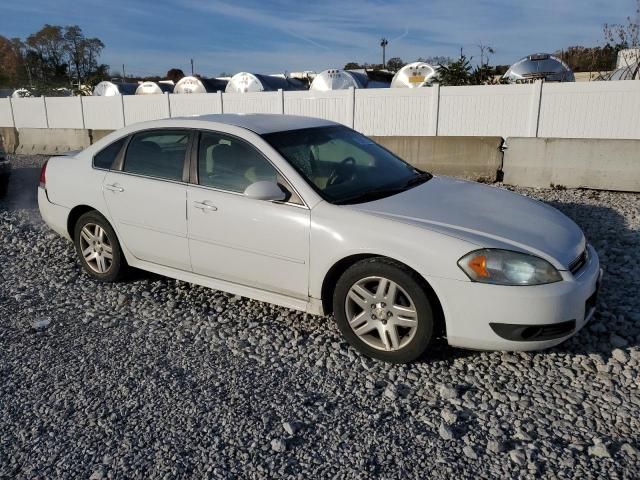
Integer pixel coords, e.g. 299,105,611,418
476,42,495,67
603,0,640,79
603,0,640,50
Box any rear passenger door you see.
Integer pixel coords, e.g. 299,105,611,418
102,129,192,271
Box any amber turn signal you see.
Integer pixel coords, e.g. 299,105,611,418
468,255,489,277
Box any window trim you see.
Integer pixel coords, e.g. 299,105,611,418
112,128,194,183
91,136,129,171
189,130,309,209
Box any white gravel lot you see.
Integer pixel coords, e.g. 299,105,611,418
1,155,639,479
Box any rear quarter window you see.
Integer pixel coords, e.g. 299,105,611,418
93,138,126,170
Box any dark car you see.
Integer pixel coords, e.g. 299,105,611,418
0,133,10,198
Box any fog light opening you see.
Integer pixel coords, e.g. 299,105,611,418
520,326,542,340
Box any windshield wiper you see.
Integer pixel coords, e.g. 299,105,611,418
405,171,432,187
334,172,433,205
334,186,405,205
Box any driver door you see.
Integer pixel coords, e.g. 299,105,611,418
187,131,310,299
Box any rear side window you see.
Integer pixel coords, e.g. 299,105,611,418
93,138,126,170
124,130,189,181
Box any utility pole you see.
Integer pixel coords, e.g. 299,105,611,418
122,64,126,82
380,38,388,68
191,59,194,76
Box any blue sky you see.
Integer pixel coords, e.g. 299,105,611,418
0,0,634,77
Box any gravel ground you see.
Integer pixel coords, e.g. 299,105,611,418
1,154,639,479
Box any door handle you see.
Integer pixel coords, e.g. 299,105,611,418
104,184,124,193
193,201,218,212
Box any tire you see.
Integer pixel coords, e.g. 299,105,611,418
333,258,434,363
73,211,127,282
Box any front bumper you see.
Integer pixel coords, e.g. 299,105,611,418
436,244,601,351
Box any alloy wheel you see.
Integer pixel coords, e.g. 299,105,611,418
345,276,418,351
79,223,113,274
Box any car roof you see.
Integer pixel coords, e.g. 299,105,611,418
171,113,338,134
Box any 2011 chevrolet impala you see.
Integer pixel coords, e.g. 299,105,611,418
38,114,602,363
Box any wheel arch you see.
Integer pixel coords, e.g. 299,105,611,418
320,254,446,337
67,204,107,239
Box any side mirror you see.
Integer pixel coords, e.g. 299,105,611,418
243,181,287,202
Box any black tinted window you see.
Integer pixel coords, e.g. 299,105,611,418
124,130,189,181
198,132,277,192
93,138,126,170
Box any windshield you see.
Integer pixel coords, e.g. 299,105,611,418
262,126,431,204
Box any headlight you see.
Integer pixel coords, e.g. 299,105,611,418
458,249,562,285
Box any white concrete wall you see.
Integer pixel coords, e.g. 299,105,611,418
503,137,640,191
169,93,222,117
3,81,640,139
222,91,282,114
12,97,48,128
538,81,640,139
0,98,13,127
82,96,124,130
438,84,539,137
46,96,84,129
123,94,171,125
284,89,353,127
355,87,438,136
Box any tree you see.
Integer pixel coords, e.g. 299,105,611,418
344,62,361,70
436,56,473,85
0,24,107,89
26,24,68,84
603,0,639,50
386,57,404,72
555,45,618,72
476,43,495,68
64,26,105,84
0,36,24,87
166,68,186,83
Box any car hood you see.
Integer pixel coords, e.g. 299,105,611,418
347,176,585,268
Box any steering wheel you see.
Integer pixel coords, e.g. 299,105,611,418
327,157,357,187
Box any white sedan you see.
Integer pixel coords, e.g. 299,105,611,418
38,114,602,363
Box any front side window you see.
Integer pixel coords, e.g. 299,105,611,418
123,130,189,181
263,126,431,204
198,132,277,193
93,137,126,170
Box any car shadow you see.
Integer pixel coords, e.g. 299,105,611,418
0,166,41,211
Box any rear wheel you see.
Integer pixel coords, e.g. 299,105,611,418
73,211,127,282
333,258,434,363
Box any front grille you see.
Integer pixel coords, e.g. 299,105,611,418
569,249,588,275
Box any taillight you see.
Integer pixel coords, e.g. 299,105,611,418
39,159,48,188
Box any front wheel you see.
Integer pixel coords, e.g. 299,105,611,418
73,211,127,282
333,258,434,363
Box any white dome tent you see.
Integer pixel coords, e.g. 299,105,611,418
390,62,438,88
173,76,228,94
607,62,640,81
93,81,138,96
135,81,174,95
310,69,366,91
225,72,306,93
502,53,575,83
